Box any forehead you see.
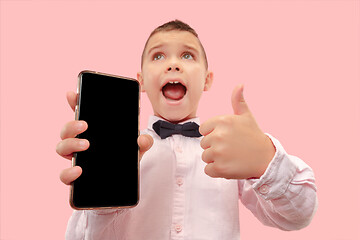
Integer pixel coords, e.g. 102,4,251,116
145,30,202,53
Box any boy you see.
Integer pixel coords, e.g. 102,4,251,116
56,20,317,239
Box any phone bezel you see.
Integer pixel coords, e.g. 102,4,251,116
69,70,140,210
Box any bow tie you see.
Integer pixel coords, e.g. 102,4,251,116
152,120,202,139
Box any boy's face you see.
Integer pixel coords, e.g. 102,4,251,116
138,30,213,123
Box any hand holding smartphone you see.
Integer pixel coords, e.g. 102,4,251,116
70,71,140,210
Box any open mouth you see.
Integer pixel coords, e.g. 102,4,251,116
162,81,187,101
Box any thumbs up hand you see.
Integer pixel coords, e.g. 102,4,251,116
199,84,275,179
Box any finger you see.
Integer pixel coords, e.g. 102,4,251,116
56,138,90,158
62,154,73,161
201,148,214,164
60,120,88,140
138,134,153,161
200,134,211,150
231,84,250,115
204,162,220,178
66,91,78,112
199,116,220,136
60,166,82,185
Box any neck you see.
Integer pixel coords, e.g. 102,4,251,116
155,114,197,124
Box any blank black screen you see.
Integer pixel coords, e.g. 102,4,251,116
72,72,139,209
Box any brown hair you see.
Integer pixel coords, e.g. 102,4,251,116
141,19,208,69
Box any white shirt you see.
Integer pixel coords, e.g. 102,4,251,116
66,116,317,240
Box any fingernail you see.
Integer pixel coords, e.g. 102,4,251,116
76,121,84,129
70,167,79,175
79,140,88,147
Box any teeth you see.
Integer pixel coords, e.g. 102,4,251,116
169,81,179,84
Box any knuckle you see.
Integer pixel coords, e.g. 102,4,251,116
56,140,64,155
59,170,67,183
200,137,208,149
60,124,68,140
201,150,212,163
204,164,216,178
213,163,227,176
200,139,204,149
210,144,225,160
211,146,221,158
213,131,225,142
61,121,74,140
60,169,72,185
201,151,207,162
218,115,231,125
204,165,212,176
217,116,226,124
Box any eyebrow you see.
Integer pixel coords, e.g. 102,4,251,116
147,44,164,55
183,45,200,55
147,43,200,56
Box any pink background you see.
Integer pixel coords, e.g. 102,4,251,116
1,0,359,239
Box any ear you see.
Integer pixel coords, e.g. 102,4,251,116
203,71,214,91
137,72,146,92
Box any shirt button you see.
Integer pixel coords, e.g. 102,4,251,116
175,224,182,233
259,184,270,194
176,177,184,186
175,146,182,153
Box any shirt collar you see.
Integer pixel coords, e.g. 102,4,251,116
147,115,201,131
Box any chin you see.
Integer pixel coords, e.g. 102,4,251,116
158,109,195,124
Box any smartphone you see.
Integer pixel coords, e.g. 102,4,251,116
70,70,140,210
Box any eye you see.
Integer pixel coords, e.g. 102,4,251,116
182,52,194,60
153,53,165,61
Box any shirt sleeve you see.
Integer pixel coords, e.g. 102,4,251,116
238,133,318,231
65,209,127,240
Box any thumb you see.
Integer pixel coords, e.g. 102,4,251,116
138,134,153,161
231,84,250,115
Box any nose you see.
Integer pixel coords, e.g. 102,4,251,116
167,60,182,73
167,66,180,72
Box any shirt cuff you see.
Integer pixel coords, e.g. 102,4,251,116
247,133,297,200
